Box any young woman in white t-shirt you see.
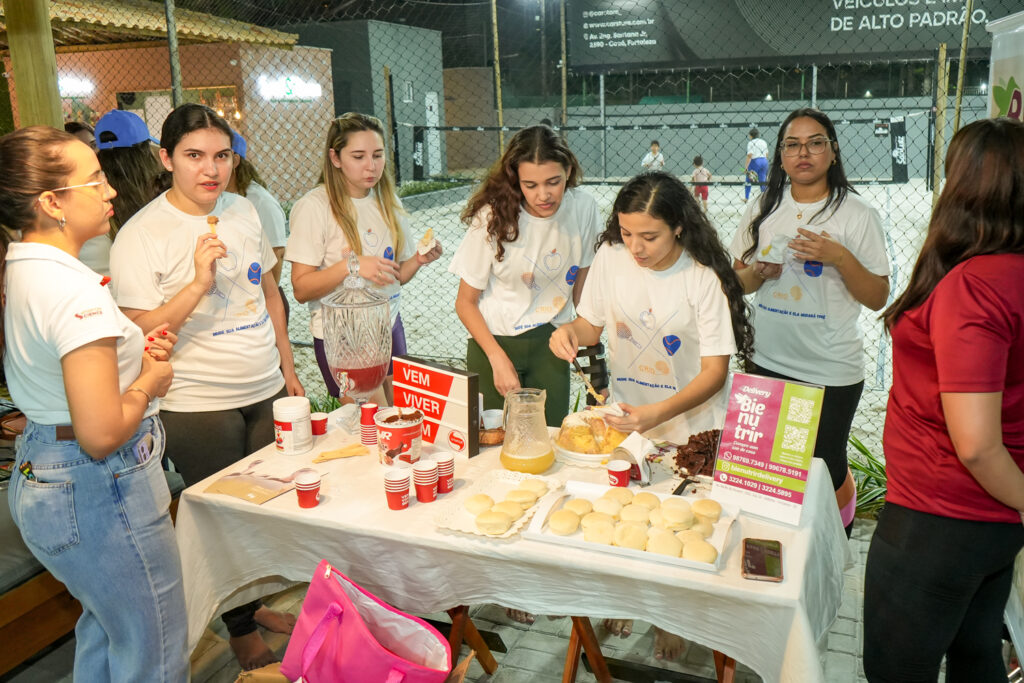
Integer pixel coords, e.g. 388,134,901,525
109,103,302,669
450,125,603,426
730,108,891,537
286,112,442,399
1,126,185,681
549,171,753,659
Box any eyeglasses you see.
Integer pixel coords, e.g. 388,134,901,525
49,172,111,194
780,138,834,157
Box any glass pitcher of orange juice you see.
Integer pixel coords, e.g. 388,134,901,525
499,388,554,474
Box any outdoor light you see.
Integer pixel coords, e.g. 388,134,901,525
58,76,94,98
764,93,773,101
234,111,242,120
217,109,225,117
864,90,873,98
257,75,323,101
980,82,988,93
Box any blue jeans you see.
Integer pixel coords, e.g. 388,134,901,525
745,156,769,199
8,417,188,683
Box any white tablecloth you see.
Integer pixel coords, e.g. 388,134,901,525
175,424,849,683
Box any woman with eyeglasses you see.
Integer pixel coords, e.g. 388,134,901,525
1,126,186,681
730,108,890,537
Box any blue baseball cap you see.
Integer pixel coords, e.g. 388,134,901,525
231,130,247,158
95,109,159,149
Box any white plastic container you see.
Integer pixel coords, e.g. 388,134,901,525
273,396,312,455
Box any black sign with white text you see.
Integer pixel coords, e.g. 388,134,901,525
568,0,1021,71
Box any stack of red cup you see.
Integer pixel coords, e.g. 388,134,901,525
384,469,410,510
360,403,378,446
436,453,455,494
412,461,438,503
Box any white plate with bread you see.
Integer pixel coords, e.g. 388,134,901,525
524,481,737,572
434,470,561,539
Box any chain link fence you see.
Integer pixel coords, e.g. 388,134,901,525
1,0,1014,456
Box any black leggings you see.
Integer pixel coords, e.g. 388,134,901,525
863,503,1024,682
751,363,863,491
161,387,287,637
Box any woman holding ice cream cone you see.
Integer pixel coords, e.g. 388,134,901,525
109,103,302,670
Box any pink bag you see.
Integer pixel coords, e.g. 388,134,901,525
281,560,452,683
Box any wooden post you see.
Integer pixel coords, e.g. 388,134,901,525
952,0,975,133
490,0,505,154
932,43,949,211
6,0,63,128
560,0,568,128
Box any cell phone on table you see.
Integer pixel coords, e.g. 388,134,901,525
741,538,783,582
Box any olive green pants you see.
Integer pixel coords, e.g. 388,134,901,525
467,323,569,427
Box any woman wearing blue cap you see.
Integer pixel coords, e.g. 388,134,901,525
79,109,166,277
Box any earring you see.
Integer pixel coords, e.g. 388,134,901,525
58,216,67,231
832,158,837,166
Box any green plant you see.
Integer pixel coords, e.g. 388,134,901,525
849,435,887,518
308,394,342,414
397,180,469,198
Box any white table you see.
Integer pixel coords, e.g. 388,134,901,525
175,424,849,683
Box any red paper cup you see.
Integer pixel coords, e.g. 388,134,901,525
412,460,438,480
310,412,328,436
607,459,631,487
361,403,379,425
385,487,409,510
438,472,454,494
414,480,437,503
296,483,321,508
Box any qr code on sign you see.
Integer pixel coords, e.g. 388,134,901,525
781,424,810,453
786,397,815,424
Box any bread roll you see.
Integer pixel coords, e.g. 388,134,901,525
592,497,622,519
660,496,692,515
518,478,549,496
563,498,593,516
602,487,634,506
648,507,666,529
582,519,615,544
675,529,705,546
647,525,674,540
475,510,513,536
581,511,615,529
632,491,661,510
547,509,580,535
464,493,494,516
490,500,525,521
646,532,683,557
692,498,722,523
681,539,718,564
691,520,715,539
613,522,647,550
661,505,695,531
620,503,650,524
505,489,538,509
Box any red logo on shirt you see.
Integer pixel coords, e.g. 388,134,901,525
99,276,111,287
74,308,103,320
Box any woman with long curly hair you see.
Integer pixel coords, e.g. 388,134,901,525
730,107,890,537
863,117,1024,682
450,125,602,426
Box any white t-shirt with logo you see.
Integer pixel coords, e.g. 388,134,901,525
577,242,736,442
110,191,284,411
246,182,287,249
747,138,769,159
285,185,415,339
729,191,890,386
4,243,157,424
448,188,603,337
